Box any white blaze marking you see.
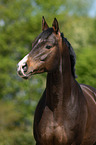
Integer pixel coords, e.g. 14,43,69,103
18,54,29,76
18,54,29,67
38,39,41,43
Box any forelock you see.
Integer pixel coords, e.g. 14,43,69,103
40,28,53,39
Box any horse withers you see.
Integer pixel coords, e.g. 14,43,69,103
17,17,96,145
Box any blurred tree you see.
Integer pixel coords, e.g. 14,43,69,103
0,100,35,145
76,47,96,88
89,18,96,46
64,0,93,16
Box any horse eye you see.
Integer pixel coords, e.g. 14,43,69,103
45,45,52,49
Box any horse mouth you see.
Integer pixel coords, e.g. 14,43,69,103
17,68,45,79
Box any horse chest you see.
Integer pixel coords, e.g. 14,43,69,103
37,106,71,145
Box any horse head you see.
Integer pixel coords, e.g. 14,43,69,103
17,17,62,79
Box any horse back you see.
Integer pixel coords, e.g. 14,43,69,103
80,84,96,102
80,84,96,145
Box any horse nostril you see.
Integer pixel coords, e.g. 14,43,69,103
18,70,23,76
22,63,28,73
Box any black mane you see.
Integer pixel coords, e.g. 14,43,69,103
61,33,76,78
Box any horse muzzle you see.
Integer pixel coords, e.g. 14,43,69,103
17,54,30,79
17,62,29,78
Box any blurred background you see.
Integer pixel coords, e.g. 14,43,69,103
0,0,96,144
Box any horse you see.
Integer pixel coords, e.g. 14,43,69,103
17,17,96,145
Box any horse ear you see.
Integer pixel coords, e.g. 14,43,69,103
52,18,60,34
42,16,49,31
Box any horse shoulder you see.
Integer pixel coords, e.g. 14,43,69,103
33,89,46,141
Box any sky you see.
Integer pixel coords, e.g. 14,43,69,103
89,0,96,17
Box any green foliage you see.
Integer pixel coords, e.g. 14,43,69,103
0,101,21,130
60,16,96,49
0,130,35,145
64,0,94,16
0,101,35,145
89,18,96,45
76,47,96,88
0,0,96,144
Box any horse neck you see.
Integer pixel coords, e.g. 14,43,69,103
46,39,73,110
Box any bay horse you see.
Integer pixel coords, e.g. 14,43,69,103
17,17,96,145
